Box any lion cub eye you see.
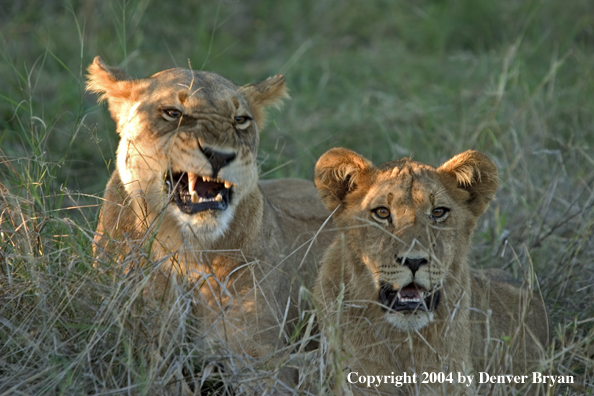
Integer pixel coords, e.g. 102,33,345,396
372,207,391,222
162,108,182,121
234,115,252,130
430,207,450,221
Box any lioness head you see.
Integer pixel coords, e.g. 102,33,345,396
315,148,498,331
87,57,288,243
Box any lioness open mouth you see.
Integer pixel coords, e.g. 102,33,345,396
379,282,440,313
166,172,233,214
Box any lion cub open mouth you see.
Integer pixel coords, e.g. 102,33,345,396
379,282,440,313
167,172,234,214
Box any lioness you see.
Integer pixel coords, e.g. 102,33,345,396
87,57,332,390
313,148,548,395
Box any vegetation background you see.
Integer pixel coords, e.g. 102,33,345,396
1,0,593,394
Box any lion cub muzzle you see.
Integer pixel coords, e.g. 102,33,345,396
379,255,440,314
166,145,237,214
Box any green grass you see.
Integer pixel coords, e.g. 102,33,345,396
1,0,594,394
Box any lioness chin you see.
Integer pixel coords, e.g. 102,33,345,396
313,148,548,395
87,57,332,392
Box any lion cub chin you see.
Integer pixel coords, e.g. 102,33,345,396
313,148,549,395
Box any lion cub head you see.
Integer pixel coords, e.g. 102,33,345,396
315,148,498,331
87,57,288,243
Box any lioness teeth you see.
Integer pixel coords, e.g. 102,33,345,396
191,190,199,203
182,173,233,189
188,172,198,194
200,175,224,183
214,193,223,202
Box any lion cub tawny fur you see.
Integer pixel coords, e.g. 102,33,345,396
87,57,333,389
313,148,548,395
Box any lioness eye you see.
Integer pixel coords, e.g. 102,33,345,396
234,115,252,128
373,207,391,220
431,207,450,220
163,108,182,120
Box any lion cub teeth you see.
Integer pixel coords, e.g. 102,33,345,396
397,288,422,303
191,191,199,203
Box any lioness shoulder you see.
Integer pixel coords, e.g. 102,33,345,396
313,148,548,395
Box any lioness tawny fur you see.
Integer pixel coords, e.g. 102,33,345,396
87,57,333,391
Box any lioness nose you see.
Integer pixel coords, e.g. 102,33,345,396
201,146,236,177
397,257,429,276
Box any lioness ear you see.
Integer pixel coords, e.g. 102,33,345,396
239,74,289,130
315,148,374,212
86,56,140,125
437,150,499,217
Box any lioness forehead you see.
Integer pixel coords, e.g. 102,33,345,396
147,68,241,103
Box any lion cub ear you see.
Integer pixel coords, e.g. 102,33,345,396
437,150,499,217
239,75,289,130
86,56,141,125
315,148,374,212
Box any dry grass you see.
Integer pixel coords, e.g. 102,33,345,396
1,0,594,394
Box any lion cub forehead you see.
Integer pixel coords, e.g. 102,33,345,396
379,160,439,186
365,162,445,205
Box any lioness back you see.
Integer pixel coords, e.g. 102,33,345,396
313,148,548,395
260,178,330,220
87,57,333,392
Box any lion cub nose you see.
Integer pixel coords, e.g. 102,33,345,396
396,256,429,276
201,146,237,177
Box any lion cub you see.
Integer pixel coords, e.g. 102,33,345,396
313,148,548,395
